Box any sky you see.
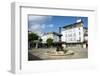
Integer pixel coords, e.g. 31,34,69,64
28,15,88,36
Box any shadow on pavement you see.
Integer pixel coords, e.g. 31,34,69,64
28,53,42,61
28,52,43,61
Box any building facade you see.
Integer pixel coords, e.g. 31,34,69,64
41,32,61,43
61,19,88,48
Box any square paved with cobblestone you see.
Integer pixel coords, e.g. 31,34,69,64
28,48,88,61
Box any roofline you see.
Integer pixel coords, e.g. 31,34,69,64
43,32,62,36
63,21,83,28
83,27,88,29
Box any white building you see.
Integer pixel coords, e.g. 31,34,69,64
61,19,88,48
41,32,61,43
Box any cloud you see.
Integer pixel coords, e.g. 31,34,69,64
31,24,40,30
28,16,52,24
48,24,54,28
28,15,53,36
30,24,43,36
41,24,46,29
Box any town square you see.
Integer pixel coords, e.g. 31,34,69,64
28,15,88,61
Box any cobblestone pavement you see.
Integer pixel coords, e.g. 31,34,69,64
28,47,88,61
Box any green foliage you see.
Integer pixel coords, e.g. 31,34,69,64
28,32,39,42
46,38,53,47
39,38,42,42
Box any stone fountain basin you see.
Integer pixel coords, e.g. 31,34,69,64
45,50,74,56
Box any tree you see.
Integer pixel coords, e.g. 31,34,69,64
38,38,43,48
46,38,53,47
39,38,42,43
28,32,39,49
28,32,39,42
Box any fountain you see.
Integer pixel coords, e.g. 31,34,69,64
45,27,74,56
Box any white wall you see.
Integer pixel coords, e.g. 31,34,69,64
0,0,100,76
61,26,84,43
41,35,48,43
41,34,59,43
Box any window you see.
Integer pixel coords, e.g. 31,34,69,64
74,38,76,41
73,33,76,37
70,38,72,41
79,32,81,35
79,37,81,41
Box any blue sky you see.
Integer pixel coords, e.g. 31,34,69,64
28,15,88,36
